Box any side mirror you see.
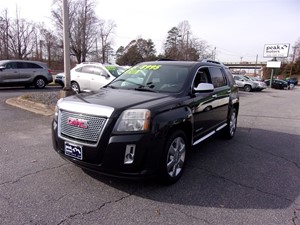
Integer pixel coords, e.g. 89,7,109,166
194,83,214,92
100,73,110,79
0,66,5,71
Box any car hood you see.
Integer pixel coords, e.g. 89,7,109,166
59,87,177,113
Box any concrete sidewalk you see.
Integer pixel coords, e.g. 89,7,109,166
6,96,54,116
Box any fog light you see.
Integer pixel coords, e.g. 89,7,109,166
124,144,135,164
53,121,57,130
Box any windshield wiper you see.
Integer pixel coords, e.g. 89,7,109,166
134,87,157,92
106,85,118,89
134,84,156,92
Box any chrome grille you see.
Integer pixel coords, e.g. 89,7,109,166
60,110,106,143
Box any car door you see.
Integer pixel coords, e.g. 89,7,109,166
192,66,230,140
191,67,216,140
73,65,94,90
0,62,20,84
233,75,244,88
208,66,231,124
89,66,114,91
18,62,42,83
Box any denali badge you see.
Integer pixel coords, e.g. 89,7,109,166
67,117,88,129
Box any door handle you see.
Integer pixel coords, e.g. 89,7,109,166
212,94,217,98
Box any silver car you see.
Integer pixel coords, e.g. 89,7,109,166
233,75,258,92
244,76,267,91
0,60,53,89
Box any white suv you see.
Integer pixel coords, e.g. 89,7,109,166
55,62,115,92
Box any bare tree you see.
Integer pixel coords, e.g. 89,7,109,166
98,19,116,63
0,9,10,59
0,8,35,60
38,25,63,67
7,14,35,59
52,0,101,63
292,38,300,61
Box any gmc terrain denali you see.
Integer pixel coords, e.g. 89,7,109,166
52,60,239,184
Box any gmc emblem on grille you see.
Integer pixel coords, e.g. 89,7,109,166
67,117,88,129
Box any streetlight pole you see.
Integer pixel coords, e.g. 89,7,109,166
289,46,298,77
254,54,258,76
60,0,74,97
269,57,277,88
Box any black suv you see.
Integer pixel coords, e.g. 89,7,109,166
52,60,239,184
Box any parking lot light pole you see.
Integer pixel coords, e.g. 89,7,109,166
60,0,75,98
269,57,277,88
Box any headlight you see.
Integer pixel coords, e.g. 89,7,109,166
54,99,63,121
115,109,151,132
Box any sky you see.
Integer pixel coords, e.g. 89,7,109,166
0,0,299,63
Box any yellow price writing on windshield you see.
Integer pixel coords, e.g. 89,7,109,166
124,67,139,74
124,65,161,75
140,65,161,70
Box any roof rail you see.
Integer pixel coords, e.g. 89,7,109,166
201,59,223,65
156,58,177,61
80,62,103,65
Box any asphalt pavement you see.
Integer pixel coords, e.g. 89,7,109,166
0,86,300,225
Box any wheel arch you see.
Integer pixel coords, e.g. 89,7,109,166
152,107,193,150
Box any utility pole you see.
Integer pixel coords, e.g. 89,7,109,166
186,31,189,60
212,47,216,60
289,46,298,77
60,0,74,97
269,57,277,88
254,54,258,76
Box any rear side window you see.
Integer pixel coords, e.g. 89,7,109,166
80,66,94,74
16,62,42,69
208,67,227,88
94,66,108,76
225,68,235,86
25,62,43,69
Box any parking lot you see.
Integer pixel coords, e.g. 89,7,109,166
0,87,300,225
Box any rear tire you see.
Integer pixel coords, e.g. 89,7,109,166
34,77,46,89
159,130,187,185
71,81,80,93
222,108,237,139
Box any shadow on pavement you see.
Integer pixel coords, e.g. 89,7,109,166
83,127,300,210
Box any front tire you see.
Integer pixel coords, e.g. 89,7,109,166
244,85,252,92
159,130,187,185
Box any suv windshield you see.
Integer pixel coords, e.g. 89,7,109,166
108,63,189,93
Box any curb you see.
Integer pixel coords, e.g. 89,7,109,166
6,96,55,117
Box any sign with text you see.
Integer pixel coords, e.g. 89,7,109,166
267,61,281,68
263,43,290,58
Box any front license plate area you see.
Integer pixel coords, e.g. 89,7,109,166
65,142,83,160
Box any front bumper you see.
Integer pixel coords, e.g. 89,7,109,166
55,79,64,86
51,120,165,179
